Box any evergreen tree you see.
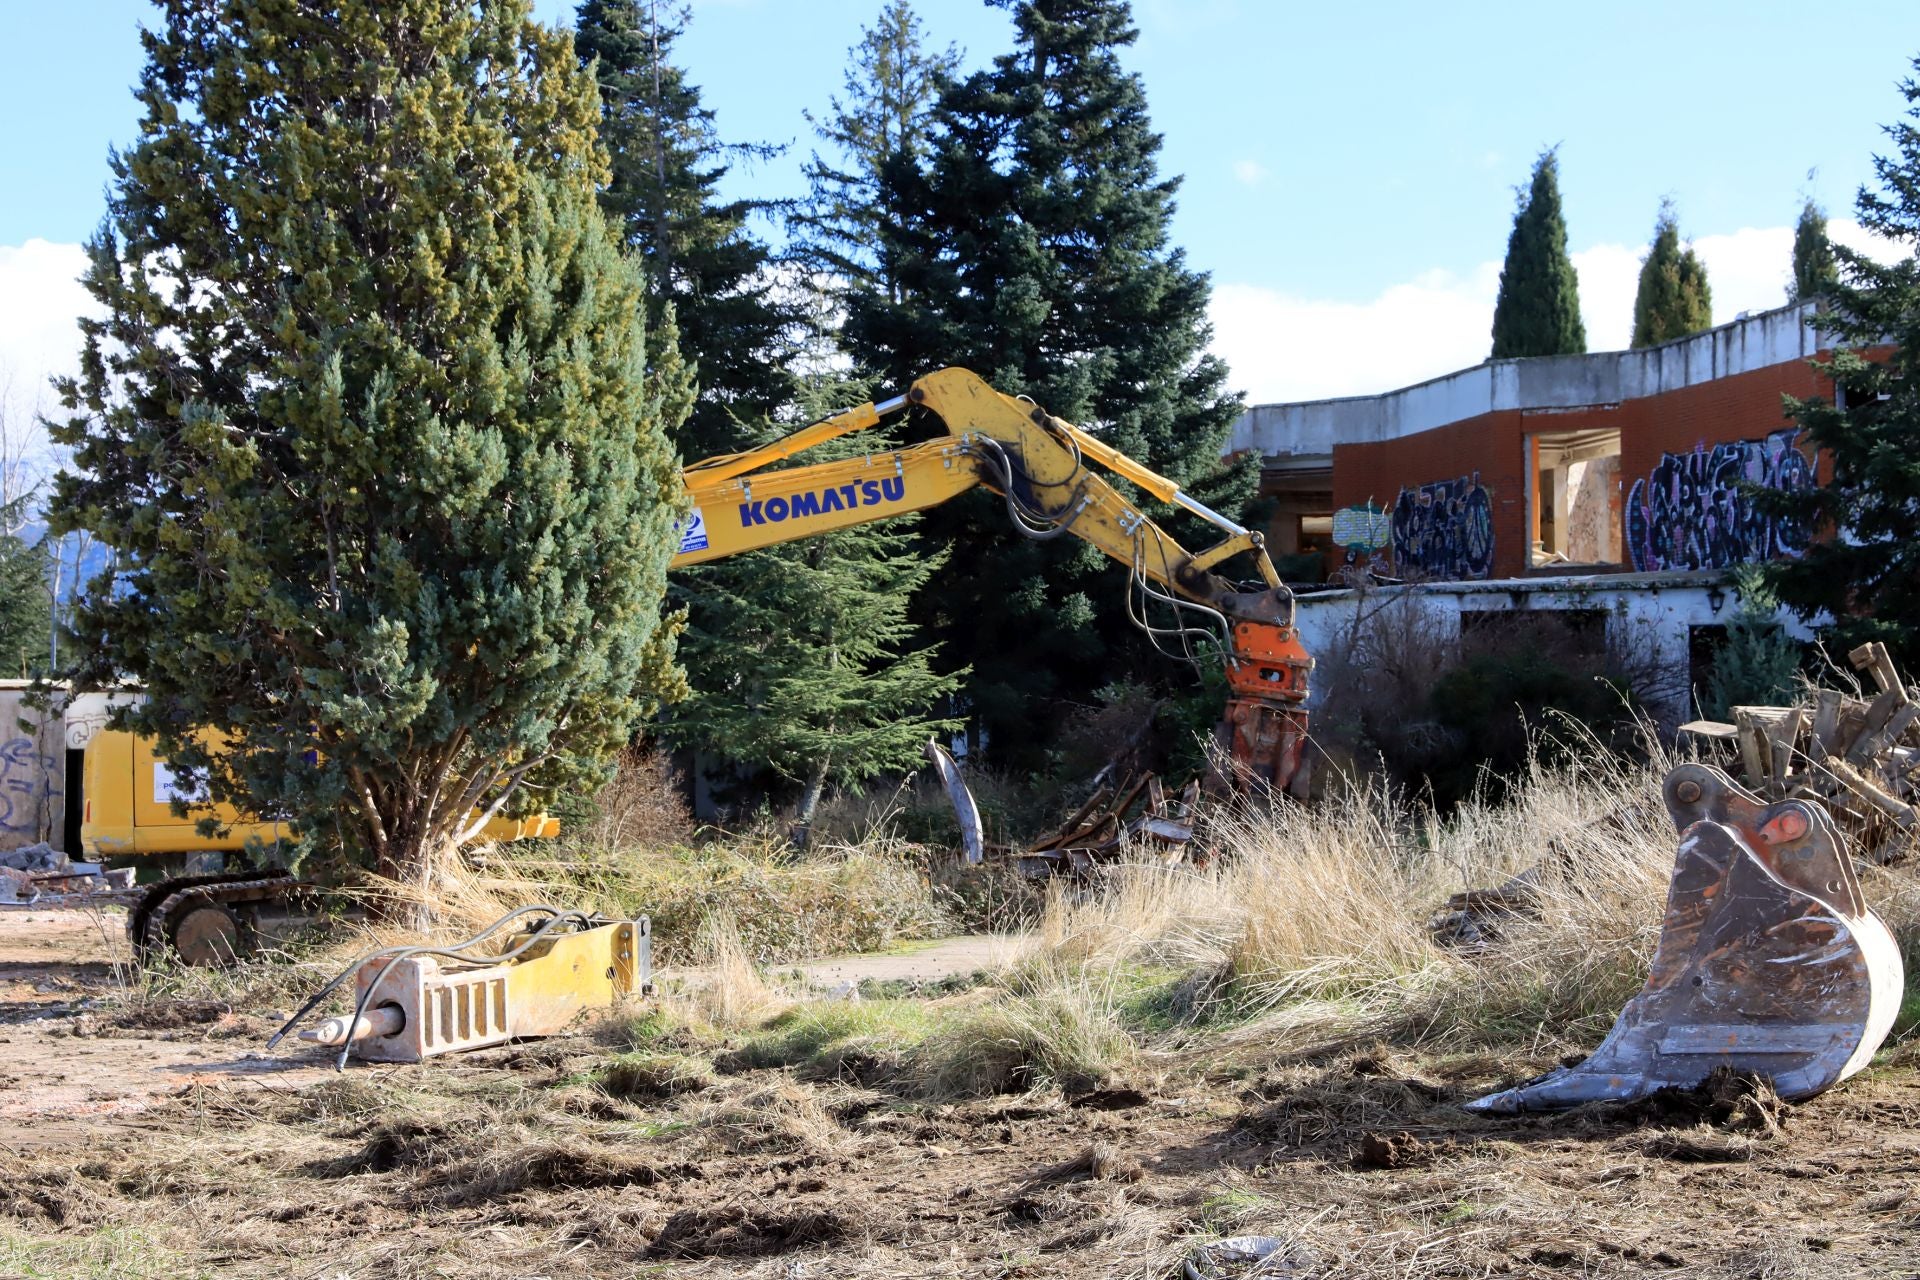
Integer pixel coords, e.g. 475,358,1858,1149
1756,62,1920,668
1701,566,1801,720
1788,196,1840,303
1631,200,1714,347
48,0,687,890
793,0,959,308
669,378,964,834
845,0,1250,766
1490,149,1586,359
0,495,50,679
574,0,798,458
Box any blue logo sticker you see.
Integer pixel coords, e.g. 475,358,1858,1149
677,507,709,554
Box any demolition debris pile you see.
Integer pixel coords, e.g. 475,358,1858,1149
1682,642,1919,864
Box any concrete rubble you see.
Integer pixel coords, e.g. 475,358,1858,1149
0,843,137,907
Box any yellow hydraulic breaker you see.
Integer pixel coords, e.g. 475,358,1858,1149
276,908,650,1066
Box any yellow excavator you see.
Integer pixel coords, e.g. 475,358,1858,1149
671,366,1313,793
90,366,1309,966
114,367,1908,1108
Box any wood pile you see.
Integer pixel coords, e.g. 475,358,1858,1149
1680,642,1919,864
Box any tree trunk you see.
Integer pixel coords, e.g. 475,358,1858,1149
789,756,830,853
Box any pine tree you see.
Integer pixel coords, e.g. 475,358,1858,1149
1788,197,1839,303
1490,149,1586,359
47,0,688,891
844,0,1250,766
1756,62,1920,668
1631,200,1714,347
669,378,964,835
792,0,959,309
574,0,798,458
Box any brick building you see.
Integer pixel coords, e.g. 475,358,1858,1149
1231,300,1830,582
1227,302,1841,723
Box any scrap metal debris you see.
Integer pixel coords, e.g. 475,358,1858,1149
922,747,1209,878
1679,642,1920,864
1013,772,1202,878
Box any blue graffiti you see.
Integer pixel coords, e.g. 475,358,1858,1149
1391,473,1495,580
1625,429,1814,572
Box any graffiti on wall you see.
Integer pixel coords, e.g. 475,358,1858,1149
0,736,59,838
1390,473,1495,580
1624,428,1814,573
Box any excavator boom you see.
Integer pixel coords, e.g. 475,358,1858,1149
674,367,1311,794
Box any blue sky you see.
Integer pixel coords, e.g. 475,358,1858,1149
3,0,1916,420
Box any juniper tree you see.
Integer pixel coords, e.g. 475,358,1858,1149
1490,149,1586,359
844,0,1250,765
48,0,688,890
1631,200,1714,347
1756,62,1920,667
1789,197,1840,303
574,0,798,459
668,377,963,834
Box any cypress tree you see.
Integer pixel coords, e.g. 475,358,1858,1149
1789,197,1840,303
1755,62,1920,668
1490,149,1586,359
845,0,1250,766
574,0,798,459
1631,200,1714,347
48,0,688,890
669,378,964,834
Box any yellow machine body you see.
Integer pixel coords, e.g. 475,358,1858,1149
80,728,557,862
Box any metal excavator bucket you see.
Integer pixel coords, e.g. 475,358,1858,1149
1469,763,1904,1113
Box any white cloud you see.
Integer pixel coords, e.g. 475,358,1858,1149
0,240,93,453
1232,159,1268,187
1214,217,1907,405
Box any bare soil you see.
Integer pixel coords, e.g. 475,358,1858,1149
2,910,1919,1278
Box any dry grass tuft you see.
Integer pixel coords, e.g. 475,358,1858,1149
647,1202,862,1260
1028,1140,1146,1185
692,1081,847,1158
681,913,791,1031
597,1051,716,1099
909,957,1134,1098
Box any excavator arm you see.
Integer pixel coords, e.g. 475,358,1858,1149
672,367,1312,794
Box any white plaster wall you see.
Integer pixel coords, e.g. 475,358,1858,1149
1290,577,1816,728
1231,302,1823,460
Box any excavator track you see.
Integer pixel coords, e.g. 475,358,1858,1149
129,870,310,966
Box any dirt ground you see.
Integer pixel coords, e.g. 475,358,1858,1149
3,910,1920,1279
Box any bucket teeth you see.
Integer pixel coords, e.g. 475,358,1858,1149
1467,766,1902,1114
